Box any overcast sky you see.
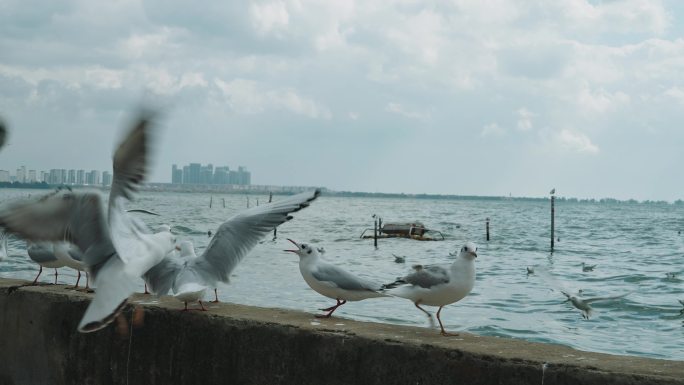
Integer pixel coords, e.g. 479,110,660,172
1,0,684,201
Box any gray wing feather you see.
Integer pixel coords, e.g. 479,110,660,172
144,253,185,295
109,111,157,205
403,264,450,289
27,243,58,264
312,264,381,292
191,189,320,284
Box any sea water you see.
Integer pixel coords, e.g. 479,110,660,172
1,189,683,360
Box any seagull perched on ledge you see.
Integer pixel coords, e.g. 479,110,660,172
382,242,478,336
285,239,386,318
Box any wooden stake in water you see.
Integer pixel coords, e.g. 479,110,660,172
551,195,555,251
209,196,213,208
373,217,378,249
486,217,490,241
222,198,225,208
269,192,273,203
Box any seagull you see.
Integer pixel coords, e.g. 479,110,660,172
526,266,535,275
666,272,677,279
561,290,629,319
27,241,86,287
0,108,177,333
285,239,387,318
550,188,555,195
144,190,321,309
382,242,478,336
581,262,596,272
393,254,406,263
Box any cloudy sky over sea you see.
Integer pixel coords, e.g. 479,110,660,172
1,1,683,200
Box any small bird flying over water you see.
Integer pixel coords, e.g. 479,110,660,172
561,290,629,319
382,242,478,336
285,239,386,318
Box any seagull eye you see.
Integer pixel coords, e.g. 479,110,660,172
307,250,312,254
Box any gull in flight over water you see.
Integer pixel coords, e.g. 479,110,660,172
0,108,177,332
382,242,478,336
560,290,629,319
144,190,321,310
285,239,386,318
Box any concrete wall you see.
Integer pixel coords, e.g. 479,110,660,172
0,278,682,385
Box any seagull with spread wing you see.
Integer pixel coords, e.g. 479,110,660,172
0,108,177,332
144,189,320,310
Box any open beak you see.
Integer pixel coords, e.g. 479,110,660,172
284,238,300,253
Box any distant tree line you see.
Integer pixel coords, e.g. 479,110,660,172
0,181,52,189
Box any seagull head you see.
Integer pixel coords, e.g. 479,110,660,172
457,242,478,260
178,240,195,258
284,238,320,259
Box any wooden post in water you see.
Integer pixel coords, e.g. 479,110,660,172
222,198,225,208
209,196,213,208
373,217,378,249
269,192,273,203
550,195,555,252
486,217,490,241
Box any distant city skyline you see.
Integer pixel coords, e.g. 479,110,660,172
171,163,251,186
0,165,112,187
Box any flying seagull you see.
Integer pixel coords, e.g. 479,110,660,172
144,190,321,309
0,108,177,332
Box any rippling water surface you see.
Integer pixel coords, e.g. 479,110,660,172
1,189,683,360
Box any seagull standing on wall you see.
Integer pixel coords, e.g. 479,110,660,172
382,242,478,336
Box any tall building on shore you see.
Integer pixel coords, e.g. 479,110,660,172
171,163,251,186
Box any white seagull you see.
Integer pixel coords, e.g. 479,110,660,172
382,242,478,336
144,190,321,310
560,290,629,319
0,109,177,332
27,241,87,287
285,239,387,318
581,262,596,272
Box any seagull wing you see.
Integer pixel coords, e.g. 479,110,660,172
108,111,158,265
402,264,451,289
144,251,186,295
311,262,382,292
190,189,320,285
583,292,631,304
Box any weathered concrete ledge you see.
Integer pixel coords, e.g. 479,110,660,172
0,278,682,385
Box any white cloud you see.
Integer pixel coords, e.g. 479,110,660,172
385,102,430,120
250,1,290,35
214,78,331,119
481,123,506,137
557,129,599,154
516,108,536,131
576,87,630,114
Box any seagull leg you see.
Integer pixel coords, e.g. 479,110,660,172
210,288,220,303
181,302,189,312
74,270,81,288
436,306,459,336
414,302,433,319
198,300,207,311
31,266,43,285
316,299,346,318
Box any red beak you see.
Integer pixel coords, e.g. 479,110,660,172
284,238,300,253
